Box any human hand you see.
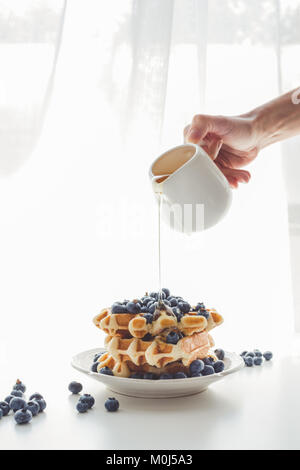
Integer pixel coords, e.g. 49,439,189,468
184,114,260,188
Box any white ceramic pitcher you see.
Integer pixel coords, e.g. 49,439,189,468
149,143,232,232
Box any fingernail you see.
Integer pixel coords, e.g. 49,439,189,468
187,127,201,141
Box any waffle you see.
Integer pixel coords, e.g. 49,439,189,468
102,330,213,370
93,306,223,339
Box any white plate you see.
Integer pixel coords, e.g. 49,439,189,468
71,348,244,398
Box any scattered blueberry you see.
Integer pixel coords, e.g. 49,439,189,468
244,356,254,367
76,401,89,413
130,373,144,379
213,360,225,373
143,373,155,380
35,398,47,412
14,409,32,425
5,395,14,405
174,372,187,379
79,394,95,409
214,348,225,361
68,381,83,394
254,357,263,366
111,303,128,314
201,365,215,376
143,313,153,324
100,367,114,376
91,362,99,373
245,352,255,358
13,380,26,393
166,331,180,345
10,390,23,398
189,360,204,375
263,351,273,361
253,349,262,357
105,397,119,412
25,401,40,416
10,397,27,413
29,393,43,401
159,373,173,379
240,351,248,356
0,401,10,416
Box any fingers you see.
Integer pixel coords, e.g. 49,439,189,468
184,115,211,144
215,163,251,188
202,136,223,161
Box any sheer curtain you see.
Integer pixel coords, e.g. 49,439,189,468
1,0,299,375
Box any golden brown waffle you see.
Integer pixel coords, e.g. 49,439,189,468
101,330,213,372
93,306,223,339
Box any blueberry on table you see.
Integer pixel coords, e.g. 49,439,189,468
111,304,128,314
35,398,47,412
91,362,99,373
245,352,255,358
76,401,89,413
13,380,26,393
201,365,215,376
5,395,14,405
25,401,40,416
214,348,225,361
253,349,262,357
166,331,180,345
105,397,119,412
254,357,263,366
100,367,114,376
10,397,27,413
68,381,83,394
29,393,43,401
79,394,95,409
10,390,23,398
263,351,273,361
0,401,10,416
189,359,205,375
159,373,173,379
14,409,32,425
213,361,225,373
244,356,254,367
174,372,187,379
240,351,248,356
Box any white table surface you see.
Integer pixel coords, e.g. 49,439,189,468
1,349,300,450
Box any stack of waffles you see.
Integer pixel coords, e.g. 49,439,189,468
93,293,223,378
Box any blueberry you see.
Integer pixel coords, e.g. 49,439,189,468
240,351,248,356
174,372,187,379
189,360,204,375
143,313,153,324
35,398,47,412
10,397,27,412
141,306,148,313
142,333,154,341
163,300,171,306
214,349,225,361
178,302,191,314
254,357,263,366
198,309,209,319
253,349,262,357
91,362,99,373
172,307,183,322
79,394,95,409
244,356,254,367
68,381,83,394
4,395,14,405
10,390,23,398
201,365,215,376
130,373,144,379
195,302,205,310
14,409,32,425
0,409,3,419
245,352,255,358
0,401,10,416
148,303,158,314
105,397,119,412
162,288,170,297
150,292,158,300
203,357,214,365
29,393,43,401
25,401,40,416
166,331,180,345
263,351,273,361
13,380,26,393
76,401,89,413
143,373,155,380
93,352,103,362
142,296,152,306
213,360,225,373
111,304,128,314
169,298,178,307
159,373,173,379
100,367,114,376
